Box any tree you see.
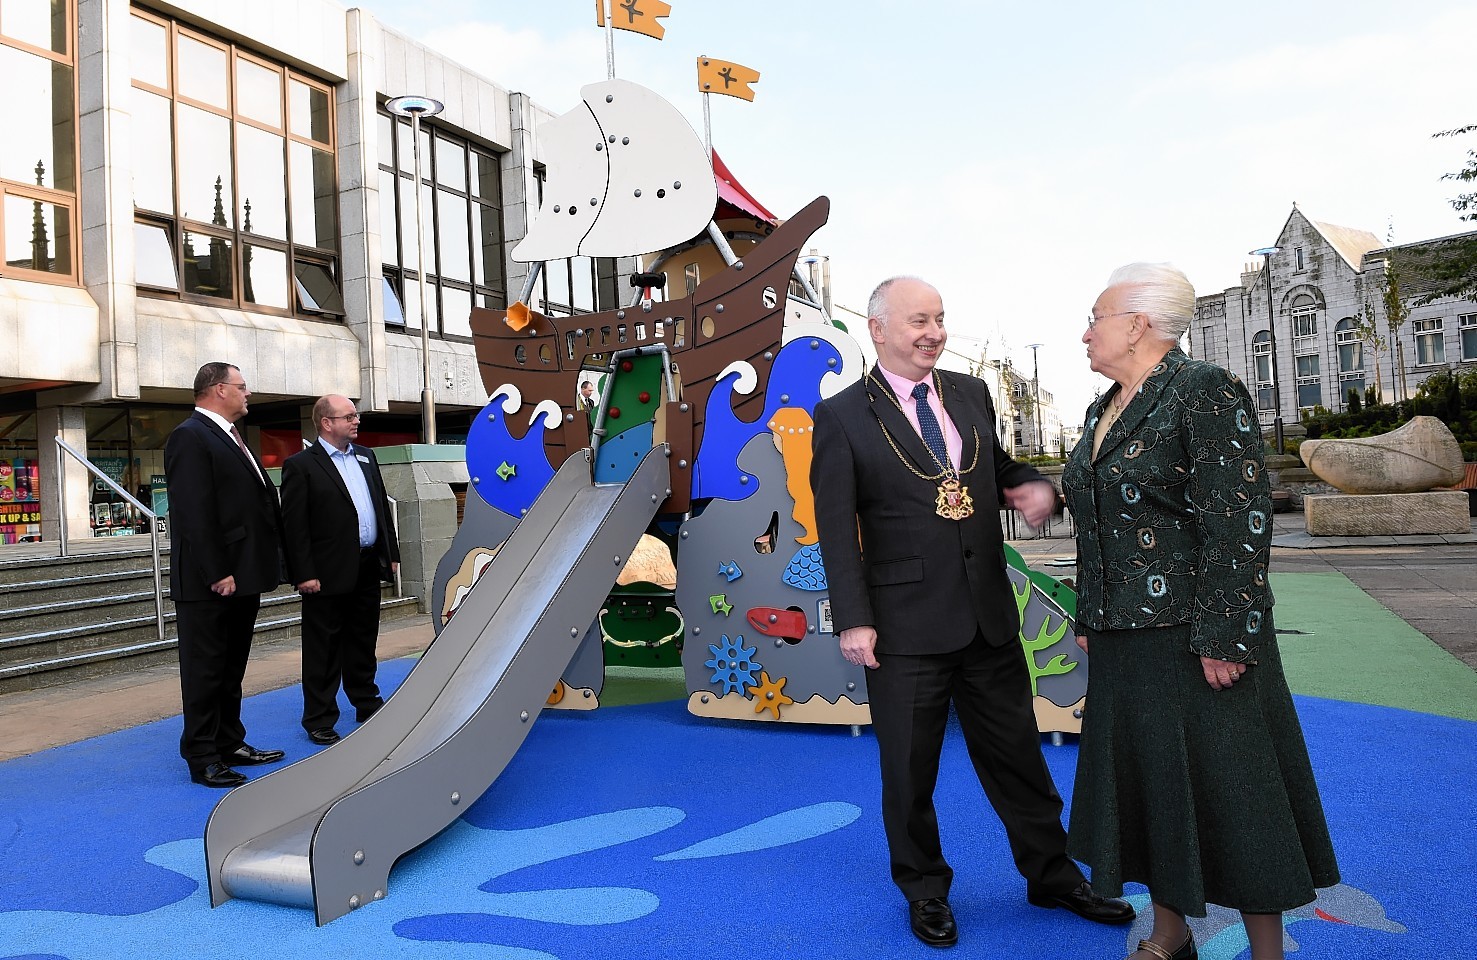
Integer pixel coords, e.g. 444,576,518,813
1346,387,1362,413
1354,279,1387,404
1379,259,1412,402
1415,124,1477,305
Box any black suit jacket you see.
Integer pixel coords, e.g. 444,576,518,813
164,412,284,601
280,442,400,595
811,369,1046,655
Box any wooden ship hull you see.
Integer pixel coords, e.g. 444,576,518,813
468,196,831,511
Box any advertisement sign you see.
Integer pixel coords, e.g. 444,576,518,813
0,458,41,544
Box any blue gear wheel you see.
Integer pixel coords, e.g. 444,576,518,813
783,543,828,591
703,634,761,695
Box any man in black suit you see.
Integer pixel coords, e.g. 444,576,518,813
165,362,287,788
280,394,399,746
810,277,1132,947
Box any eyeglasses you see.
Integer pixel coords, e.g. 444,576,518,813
216,380,249,391
323,412,361,422
1086,311,1138,329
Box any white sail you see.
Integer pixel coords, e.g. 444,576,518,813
511,78,717,263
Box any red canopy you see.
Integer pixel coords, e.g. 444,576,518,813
711,149,777,224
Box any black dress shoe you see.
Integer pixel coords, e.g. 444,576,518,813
1026,880,1135,925
909,897,958,948
191,762,247,788
1135,931,1197,960
355,703,381,723
308,728,340,745
227,744,286,765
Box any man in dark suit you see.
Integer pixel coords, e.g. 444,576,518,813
810,277,1132,947
280,394,399,746
165,362,287,788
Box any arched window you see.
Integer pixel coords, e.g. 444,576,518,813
1251,331,1272,411
1290,293,1320,409
1334,317,1364,405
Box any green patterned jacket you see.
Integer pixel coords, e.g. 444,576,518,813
1061,347,1273,663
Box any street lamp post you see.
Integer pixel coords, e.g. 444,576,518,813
1025,343,1044,456
1249,246,1284,453
387,95,445,444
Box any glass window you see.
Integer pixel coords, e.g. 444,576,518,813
1414,317,1445,365
440,285,472,339
378,168,399,262
1335,317,1362,375
235,57,282,128
1252,331,1272,411
471,202,502,288
133,222,177,289
1461,314,1477,362
381,275,405,325
2,0,68,54
288,141,336,250
289,79,331,143
181,230,232,298
131,89,174,213
176,33,228,109
380,108,505,338
128,13,339,317
243,244,289,308
572,256,595,312
436,191,470,282
3,193,70,274
294,259,343,315
435,136,466,191
130,13,167,89
176,105,233,226
237,125,287,239
377,111,394,169
470,150,499,202
0,46,75,190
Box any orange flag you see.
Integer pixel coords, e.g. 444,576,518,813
696,56,760,101
596,0,672,40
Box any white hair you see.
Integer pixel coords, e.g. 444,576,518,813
1106,262,1194,342
867,275,928,327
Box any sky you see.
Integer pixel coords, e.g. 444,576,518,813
357,0,1477,421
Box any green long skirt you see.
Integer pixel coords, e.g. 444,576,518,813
1067,620,1340,916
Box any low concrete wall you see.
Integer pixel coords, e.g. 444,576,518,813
376,444,468,612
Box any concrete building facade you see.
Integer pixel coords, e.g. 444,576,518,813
1194,206,1477,434
0,0,637,556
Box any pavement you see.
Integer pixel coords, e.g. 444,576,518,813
0,510,1472,763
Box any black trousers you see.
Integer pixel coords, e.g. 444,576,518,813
175,593,261,773
299,552,384,731
865,630,1084,901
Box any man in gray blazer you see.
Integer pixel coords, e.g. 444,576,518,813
810,277,1132,947
280,395,399,745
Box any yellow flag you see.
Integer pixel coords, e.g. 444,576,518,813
595,0,672,40
696,56,760,101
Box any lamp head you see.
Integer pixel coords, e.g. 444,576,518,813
386,95,445,118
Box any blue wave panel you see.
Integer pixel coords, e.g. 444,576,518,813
593,421,655,484
465,396,555,517
692,337,844,502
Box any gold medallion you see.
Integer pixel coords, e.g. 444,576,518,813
935,477,974,520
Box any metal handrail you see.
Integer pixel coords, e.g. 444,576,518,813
54,437,166,642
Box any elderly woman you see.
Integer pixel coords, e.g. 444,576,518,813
1061,263,1339,960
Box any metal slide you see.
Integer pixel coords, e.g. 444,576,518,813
204,446,671,925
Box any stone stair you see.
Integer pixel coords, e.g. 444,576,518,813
0,545,420,695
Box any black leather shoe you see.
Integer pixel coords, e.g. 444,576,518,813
191,762,247,788
1135,931,1197,960
909,897,958,948
308,728,340,745
227,744,286,765
1027,880,1135,925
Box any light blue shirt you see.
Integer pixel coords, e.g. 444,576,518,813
320,438,378,548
